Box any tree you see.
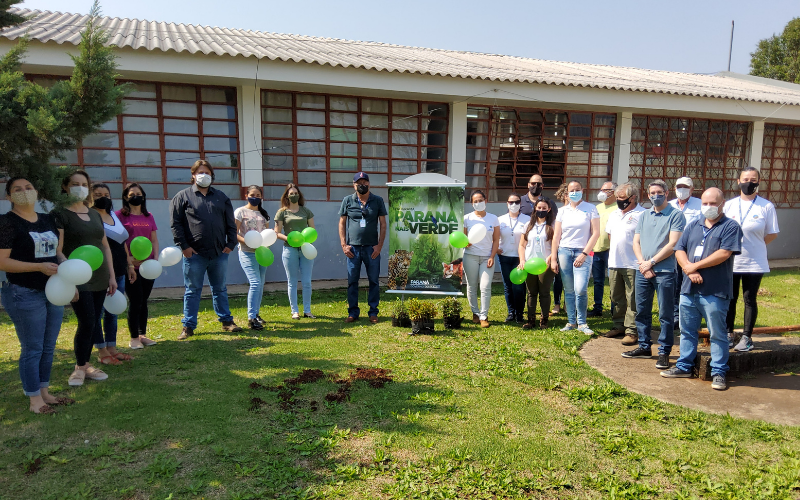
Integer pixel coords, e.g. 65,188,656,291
749,17,800,84
0,0,128,203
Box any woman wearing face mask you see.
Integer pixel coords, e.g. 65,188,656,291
90,183,131,365
518,199,556,329
117,183,159,349
275,184,316,320
463,190,501,328
550,182,569,315
723,167,779,352
0,178,74,414
53,170,117,386
235,185,272,329
551,180,600,335
496,193,531,323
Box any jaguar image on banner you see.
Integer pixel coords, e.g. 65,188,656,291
386,173,466,296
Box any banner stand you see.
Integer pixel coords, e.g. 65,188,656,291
385,173,466,298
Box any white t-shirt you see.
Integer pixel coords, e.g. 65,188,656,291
497,213,531,258
555,201,600,249
606,205,647,269
464,212,500,257
669,196,703,227
723,196,779,273
234,206,269,252
524,221,552,261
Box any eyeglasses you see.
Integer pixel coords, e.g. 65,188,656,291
529,182,543,186
507,200,521,205
601,188,615,193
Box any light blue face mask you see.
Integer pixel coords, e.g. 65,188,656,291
568,191,583,203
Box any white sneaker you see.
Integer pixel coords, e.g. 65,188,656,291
560,324,577,332
140,336,157,346
578,324,594,336
129,338,144,350
84,366,108,381
68,369,85,387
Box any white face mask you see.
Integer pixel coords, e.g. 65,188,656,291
473,201,486,212
676,187,692,200
69,185,89,200
597,191,608,202
10,190,37,206
508,203,520,214
701,204,720,220
195,173,212,188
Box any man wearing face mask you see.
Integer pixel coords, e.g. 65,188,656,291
338,172,388,324
520,174,558,218
588,181,617,318
662,188,742,391
668,176,702,329
170,160,242,340
625,180,685,370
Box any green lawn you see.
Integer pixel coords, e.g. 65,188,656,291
0,271,799,499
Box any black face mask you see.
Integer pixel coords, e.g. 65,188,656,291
739,181,759,196
535,210,549,219
617,198,632,211
529,184,543,196
94,196,112,212
356,184,369,195
128,195,144,207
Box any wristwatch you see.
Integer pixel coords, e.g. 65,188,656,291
650,259,656,267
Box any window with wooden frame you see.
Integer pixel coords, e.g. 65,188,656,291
628,115,751,199
466,106,615,201
38,78,241,200
759,123,800,208
260,90,449,201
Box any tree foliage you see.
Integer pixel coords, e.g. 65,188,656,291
749,17,800,84
409,234,444,281
0,0,129,203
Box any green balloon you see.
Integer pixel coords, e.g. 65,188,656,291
130,236,153,261
69,245,104,271
510,267,528,285
287,231,305,248
525,257,548,275
449,231,469,248
255,247,274,267
302,227,318,244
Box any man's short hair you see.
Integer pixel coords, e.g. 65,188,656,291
616,183,638,200
602,181,618,190
648,179,668,193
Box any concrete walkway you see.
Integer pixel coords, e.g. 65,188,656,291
581,334,800,426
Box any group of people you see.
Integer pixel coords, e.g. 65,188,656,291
460,170,779,391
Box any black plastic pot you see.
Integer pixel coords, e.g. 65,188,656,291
392,316,412,328
411,320,435,335
442,316,462,330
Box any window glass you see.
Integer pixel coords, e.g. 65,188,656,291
162,85,196,101
164,119,199,135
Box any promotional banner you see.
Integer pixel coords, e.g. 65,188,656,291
387,184,465,294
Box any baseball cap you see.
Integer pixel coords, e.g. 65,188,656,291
675,176,693,187
353,172,369,182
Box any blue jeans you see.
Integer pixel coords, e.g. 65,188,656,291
634,271,676,354
239,250,268,320
498,254,526,319
282,246,314,315
676,293,730,376
182,252,233,329
591,250,609,312
347,245,380,318
558,247,593,326
1,283,64,396
95,275,125,348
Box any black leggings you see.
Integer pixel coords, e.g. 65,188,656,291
126,270,155,339
71,290,106,366
553,272,563,305
725,273,763,336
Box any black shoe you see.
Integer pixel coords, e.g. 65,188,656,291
522,321,535,330
655,354,670,369
256,315,266,326
515,316,524,324
587,309,603,318
621,347,653,359
660,367,691,378
248,318,264,331
505,314,515,323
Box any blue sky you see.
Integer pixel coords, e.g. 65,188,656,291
15,0,799,75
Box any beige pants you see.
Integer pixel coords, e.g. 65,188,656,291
609,268,636,334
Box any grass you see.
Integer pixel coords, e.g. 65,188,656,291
0,270,799,499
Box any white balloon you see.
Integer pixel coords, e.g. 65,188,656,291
104,290,127,315
139,259,163,280
45,275,76,306
260,229,277,247
467,224,488,244
57,259,92,286
158,246,183,267
244,230,263,249
300,242,317,260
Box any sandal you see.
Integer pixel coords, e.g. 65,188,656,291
113,352,133,361
98,355,122,366
50,397,75,406
31,404,56,415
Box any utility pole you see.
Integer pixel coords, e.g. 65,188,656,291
727,20,735,72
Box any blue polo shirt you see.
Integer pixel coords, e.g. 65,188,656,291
674,215,742,299
339,192,388,246
635,204,685,273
